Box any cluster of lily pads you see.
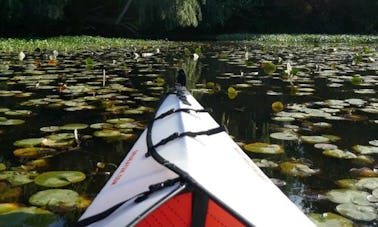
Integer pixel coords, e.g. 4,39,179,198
0,38,377,225
0,43,173,225
195,44,377,225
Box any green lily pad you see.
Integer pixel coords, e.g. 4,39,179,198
336,203,377,221
40,126,61,133
243,142,284,154
300,136,330,144
353,145,378,154
46,133,75,141
93,129,121,138
279,161,319,177
42,138,74,148
0,203,20,214
0,119,25,126
90,123,113,129
356,177,378,190
4,110,32,116
252,159,278,168
59,123,88,130
106,118,135,124
262,61,276,74
308,212,353,227
34,171,86,187
13,138,44,148
314,143,338,150
323,149,357,159
0,206,57,227
326,189,371,205
369,140,378,146
335,179,358,189
29,189,90,211
269,132,298,141
0,171,37,186
13,147,56,158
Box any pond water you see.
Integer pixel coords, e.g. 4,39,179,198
0,41,378,226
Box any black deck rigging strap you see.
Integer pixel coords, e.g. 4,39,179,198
75,178,181,227
152,126,224,149
154,108,211,121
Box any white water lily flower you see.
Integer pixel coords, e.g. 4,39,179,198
193,53,199,61
18,51,25,61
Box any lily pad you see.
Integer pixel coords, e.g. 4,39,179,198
29,189,89,211
252,159,278,168
0,119,25,126
243,142,284,154
59,123,88,130
279,161,319,177
335,179,358,189
0,171,37,186
353,145,378,154
326,189,370,205
227,87,238,100
269,132,298,141
323,149,357,159
271,101,284,112
308,212,353,227
34,171,86,187
300,136,330,144
106,118,135,124
40,126,61,133
13,138,44,148
336,203,377,221
93,129,121,138
0,206,57,227
355,177,378,190
13,147,56,158
314,143,338,150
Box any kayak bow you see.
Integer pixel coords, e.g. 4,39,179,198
78,71,315,227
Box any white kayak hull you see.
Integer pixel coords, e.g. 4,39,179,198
78,86,315,227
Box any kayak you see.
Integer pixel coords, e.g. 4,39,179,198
77,70,315,227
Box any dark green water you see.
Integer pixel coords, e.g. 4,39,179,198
0,42,377,226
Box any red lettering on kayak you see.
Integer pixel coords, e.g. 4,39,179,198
111,150,138,185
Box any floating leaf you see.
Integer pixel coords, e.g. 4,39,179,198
243,142,284,154
34,171,86,188
0,119,25,126
13,138,44,148
93,129,121,138
261,62,276,75
335,179,358,189
252,159,278,168
271,101,284,112
350,75,362,85
29,189,88,211
356,177,378,190
308,212,353,227
336,203,377,221
314,143,338,150
269,132,298,141
227,87,238,100
326,189,370,205
279,161,319,177
59,123,88,130
0,171,37,186
300,136,330,144
13,147,56,158
323,149,357,159
0,206,57,227
353,145,378,154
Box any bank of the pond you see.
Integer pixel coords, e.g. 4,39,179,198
1,34,378,53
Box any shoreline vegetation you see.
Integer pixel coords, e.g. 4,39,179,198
1,34,377,53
